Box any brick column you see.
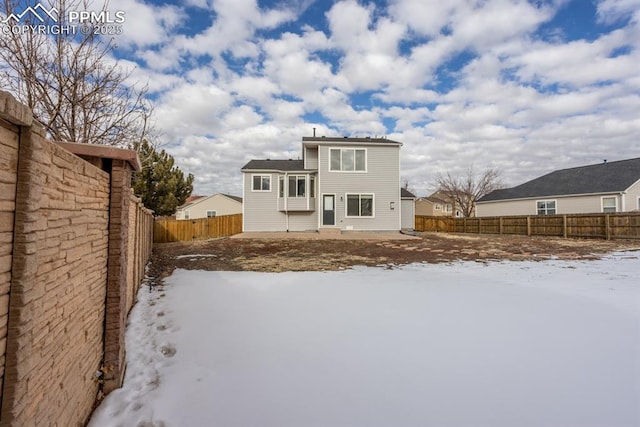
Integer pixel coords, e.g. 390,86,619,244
103,160,133,393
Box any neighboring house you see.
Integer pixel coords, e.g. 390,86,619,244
241,136,404,232
176,193,243,220
476,158,640,217
401,188,416,230
415,192,462,217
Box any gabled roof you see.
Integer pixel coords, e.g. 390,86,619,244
241,159,306,171
401,188,416,199
479,157,640,203
178,193,243,210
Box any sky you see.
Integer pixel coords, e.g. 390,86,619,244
14,0,640,197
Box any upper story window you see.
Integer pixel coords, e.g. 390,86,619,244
602,197,617,213
206,211,216,218
329,148,366,172
435,204,442,211
288,175,306,197
252,175,271,192
537,200,556,215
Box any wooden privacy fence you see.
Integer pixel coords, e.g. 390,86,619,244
415,213,640,240
154,214,243,243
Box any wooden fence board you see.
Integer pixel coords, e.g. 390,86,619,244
415,213,640,241
154,214,243,243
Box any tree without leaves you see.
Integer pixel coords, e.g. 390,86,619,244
0,0,153,146
132,140,194,217
435,166,503,217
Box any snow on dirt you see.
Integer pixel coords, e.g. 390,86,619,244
89,252,640,427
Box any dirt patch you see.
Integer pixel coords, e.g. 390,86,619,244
149,232,640,276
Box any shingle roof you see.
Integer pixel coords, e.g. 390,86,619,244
478,157,640,202
241,159,306,171
401,188,416,198
302,136,402,145
222,193,243,203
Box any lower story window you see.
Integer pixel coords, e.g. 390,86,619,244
207,211,217,218
602,197,617,213
346,194,373,217
537,200,556,215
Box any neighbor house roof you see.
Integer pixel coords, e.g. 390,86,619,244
478,157,640,203
241,159,306,171
178,193,243,210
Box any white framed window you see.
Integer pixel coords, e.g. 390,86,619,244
329,148,366,172
184,210,190,219
435,204,442,211
310,175,315,198
278,176,284,198
346,193,374,217
288,175,306,197
252,174,271,192
602,196,617,213
537,200,556,215
206,211,217,218
445,205,452,213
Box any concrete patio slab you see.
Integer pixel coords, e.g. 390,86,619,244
231,231,421,240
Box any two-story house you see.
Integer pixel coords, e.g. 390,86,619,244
241,136,404,232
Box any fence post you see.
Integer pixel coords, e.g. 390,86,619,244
605,214,611,240
463,218,467,233
527,216,531,236
499,217,503,235
563,215,567,238
478,218,482,234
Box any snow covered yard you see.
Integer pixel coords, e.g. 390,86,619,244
89,253,640,427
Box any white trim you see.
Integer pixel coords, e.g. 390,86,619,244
601,195,618,213
328,147,368,173
251,174,272,192
345,193,375,218
321,193,336,226
287,175,307,198
536,199,557,215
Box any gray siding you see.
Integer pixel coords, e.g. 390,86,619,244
242,173,286,231
317,145,400,230
401,199,415,229
305,146,318,170
287,212,317,231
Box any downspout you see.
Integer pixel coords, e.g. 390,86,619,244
284,173,289,232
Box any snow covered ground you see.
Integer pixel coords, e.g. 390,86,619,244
89,252,640,427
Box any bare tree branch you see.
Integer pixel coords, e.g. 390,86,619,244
435,166,503,217
0,0,155,147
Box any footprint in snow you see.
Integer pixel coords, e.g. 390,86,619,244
160,345,176,358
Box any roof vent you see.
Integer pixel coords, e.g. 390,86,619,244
266,158,270,160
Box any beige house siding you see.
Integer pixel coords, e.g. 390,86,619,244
476,192,632,217
177,194,242,219
317,144,400,231
624,180,640,211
